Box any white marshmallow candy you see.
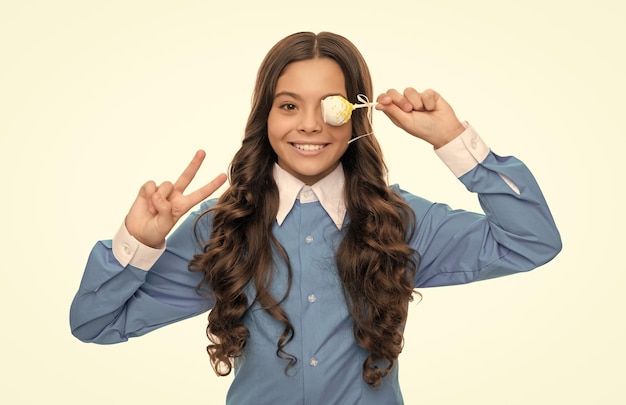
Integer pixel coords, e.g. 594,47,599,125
320,94,376,143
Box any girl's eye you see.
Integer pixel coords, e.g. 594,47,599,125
280,103,297,111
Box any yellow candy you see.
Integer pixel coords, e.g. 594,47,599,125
321,95,356,126
320,94,377,145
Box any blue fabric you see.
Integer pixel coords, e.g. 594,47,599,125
70,151,561,404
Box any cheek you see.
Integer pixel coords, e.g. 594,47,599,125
267,111,292,141
266,113,280,149
336,123,353,142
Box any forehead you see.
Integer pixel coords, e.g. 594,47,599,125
275,58,346,96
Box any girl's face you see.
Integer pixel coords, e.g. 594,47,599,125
268,58,352,185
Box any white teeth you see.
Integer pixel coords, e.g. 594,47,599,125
293,144,325,151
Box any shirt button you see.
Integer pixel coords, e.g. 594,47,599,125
308,294,316,303
123,245,132,255
309,357,319,367
305,235,314,244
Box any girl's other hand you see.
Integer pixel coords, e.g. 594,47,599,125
376,88,465,149
125,150,227,248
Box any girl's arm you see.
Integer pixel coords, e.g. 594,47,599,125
377,88,561,286
399,124,561,287
69,207,215,343
69,152,226,343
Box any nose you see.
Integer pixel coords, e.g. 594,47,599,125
297,106,323,134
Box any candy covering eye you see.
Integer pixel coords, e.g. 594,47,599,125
320,94,375,126
320,94,376,144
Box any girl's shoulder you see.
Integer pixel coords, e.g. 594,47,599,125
390,183,438,219
390,184,431,205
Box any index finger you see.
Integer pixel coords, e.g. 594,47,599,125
183,173,228,209
174,150,206,192
384,88,413,112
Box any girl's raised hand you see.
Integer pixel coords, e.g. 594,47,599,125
376,88,465,149
125,150,227,248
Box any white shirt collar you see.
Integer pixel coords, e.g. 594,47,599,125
273,163,346,230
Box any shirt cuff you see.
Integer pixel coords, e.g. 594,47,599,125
434,122,490,178
112,222,166,271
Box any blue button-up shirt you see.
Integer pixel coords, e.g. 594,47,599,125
70,125,561,404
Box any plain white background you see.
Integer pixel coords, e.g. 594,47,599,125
2,1,624,403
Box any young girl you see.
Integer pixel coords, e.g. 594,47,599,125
70,31,561,404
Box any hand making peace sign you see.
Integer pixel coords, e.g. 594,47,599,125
125,150,227,248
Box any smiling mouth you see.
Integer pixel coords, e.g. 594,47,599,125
291,143,328,151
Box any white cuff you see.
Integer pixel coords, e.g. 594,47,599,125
112,222,165,271
434,122,490,178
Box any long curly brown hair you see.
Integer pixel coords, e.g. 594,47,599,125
189,31,419,387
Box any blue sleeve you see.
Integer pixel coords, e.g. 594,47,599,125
69,200,217,344
402,152,562,288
